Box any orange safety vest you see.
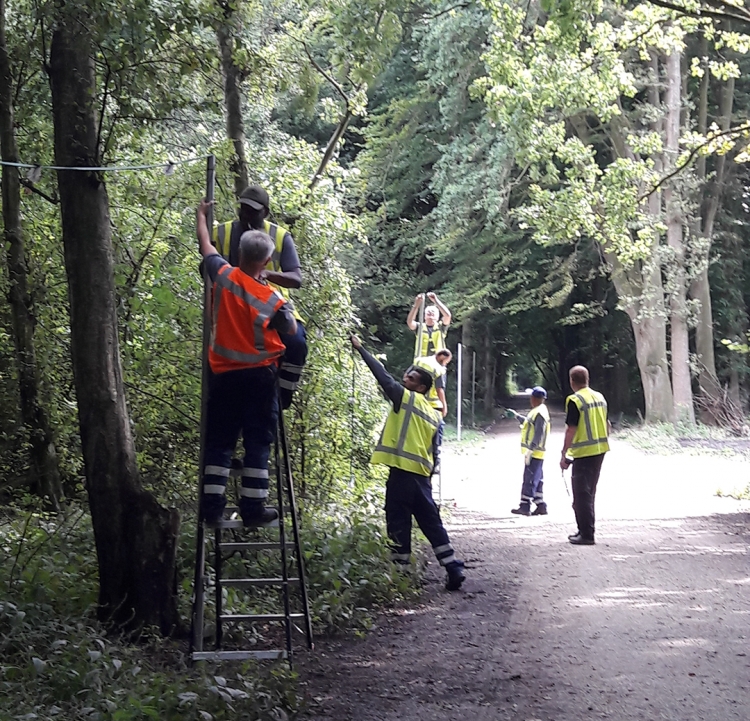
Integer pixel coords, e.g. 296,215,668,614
209,265,287,374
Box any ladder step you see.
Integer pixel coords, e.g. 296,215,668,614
223,577,300,588
205,518,279,529
221,542,295,552
220,613,305,622
192,650,287,662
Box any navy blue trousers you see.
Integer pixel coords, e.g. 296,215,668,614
278,321,307,407
385,467,457,566
201,366,278,521
520,457,544,506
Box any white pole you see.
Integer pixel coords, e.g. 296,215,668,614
471,351,476,428
457,343,463,441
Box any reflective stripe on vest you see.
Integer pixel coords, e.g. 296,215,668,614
521,404,550,459
413,355,445,409
568,387,609,458
209,265,286,373
213,219,302,322
371,389,441,476
416,324,445,357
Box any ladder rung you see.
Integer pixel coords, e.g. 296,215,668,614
221,542,295,551
222,577,300,587
205,518,279,529
192,650,287,661
220,613,305,622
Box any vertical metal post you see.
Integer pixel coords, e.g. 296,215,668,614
275,418,294,663
471,351,476,428
457,343,463,441
413,293,425,361
190,154,216,658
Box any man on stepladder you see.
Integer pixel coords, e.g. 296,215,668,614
508,387,550,517
213,184,306,409
350,335,466,591
197,200,297,526
407,292,451,357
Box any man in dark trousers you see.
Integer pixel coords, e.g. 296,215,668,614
197,199,297,526
560,366,610,545
213,184,306,409
350,334,465,591
509,386,550,517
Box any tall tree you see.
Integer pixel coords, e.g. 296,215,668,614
48,0,179,635
0,0,63,506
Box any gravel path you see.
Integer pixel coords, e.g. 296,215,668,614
298,418,750,720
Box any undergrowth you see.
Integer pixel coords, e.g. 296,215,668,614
0,496,421,721
618,421,750,458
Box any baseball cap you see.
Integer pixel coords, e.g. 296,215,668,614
531,386,547,399
238,185,269,211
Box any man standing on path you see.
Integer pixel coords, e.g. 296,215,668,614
213,184,306,409
414,349,452,473
407,292,451,357
509,386,550,517
560,366,610,545
350,335,466,591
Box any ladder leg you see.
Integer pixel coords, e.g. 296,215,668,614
214,527,223,649
275,420,294,664
279,409,314,650
190,520,207,656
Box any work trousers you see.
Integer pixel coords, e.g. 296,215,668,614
571,453,606,540
202,366,278,521
385,467,457,567
278,321,308,408
520,457,544,506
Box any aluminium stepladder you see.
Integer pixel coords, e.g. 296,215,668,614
190,408,314,663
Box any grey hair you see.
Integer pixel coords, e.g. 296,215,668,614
239,230,274,264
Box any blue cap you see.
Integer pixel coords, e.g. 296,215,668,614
531,386,547,399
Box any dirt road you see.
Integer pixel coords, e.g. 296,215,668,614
299,419,750,720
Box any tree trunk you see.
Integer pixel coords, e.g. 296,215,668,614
664,49,694,424
0,0,62,508
49,7,179,636
217,16,249,197
310,108,353,191
482,332,496,416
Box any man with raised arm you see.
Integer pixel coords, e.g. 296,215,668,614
197,199,296,526
350,335,465,591
406,291,451,357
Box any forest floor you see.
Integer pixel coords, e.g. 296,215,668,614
297,411,750,720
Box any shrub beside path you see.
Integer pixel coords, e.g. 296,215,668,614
298,421,750,720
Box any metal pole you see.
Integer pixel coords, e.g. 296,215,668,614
413,293,425,361
471,351,476,428
190,154,216,658
457,343,463,441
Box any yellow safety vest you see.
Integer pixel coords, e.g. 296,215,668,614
413,356,446,410
213,220,303,321
415,324,445,357
566,387,609,458
371,389,441,476
521,404,550,460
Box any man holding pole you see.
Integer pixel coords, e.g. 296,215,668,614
407,292,451,357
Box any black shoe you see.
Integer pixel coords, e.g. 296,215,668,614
445,561,465,591
531,504,548,516
568,534,595,545
511,506,531,516
242,507,279,527
203,513,224,527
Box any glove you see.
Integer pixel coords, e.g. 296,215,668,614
505,408,517,419
524,450,533,466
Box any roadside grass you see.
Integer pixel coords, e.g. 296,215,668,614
618,421,750,500
442,424,484,446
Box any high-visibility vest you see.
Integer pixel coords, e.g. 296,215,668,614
213,220,303,321
413,355,446,410
566,387,609,458
521,403,550,459
415,324,445,357
209,264,286,374
371,389,441,476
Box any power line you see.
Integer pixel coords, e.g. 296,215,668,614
0,155,208,174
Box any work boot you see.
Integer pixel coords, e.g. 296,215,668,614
445,561,466,591
531,503,548,516
568,533,595,545
511,503,531,516
241,507,279,527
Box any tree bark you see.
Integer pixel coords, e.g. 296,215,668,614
216,14,249,197
49,6,179,636
310,108,353,191
0,0,63,508
664,49,694,424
